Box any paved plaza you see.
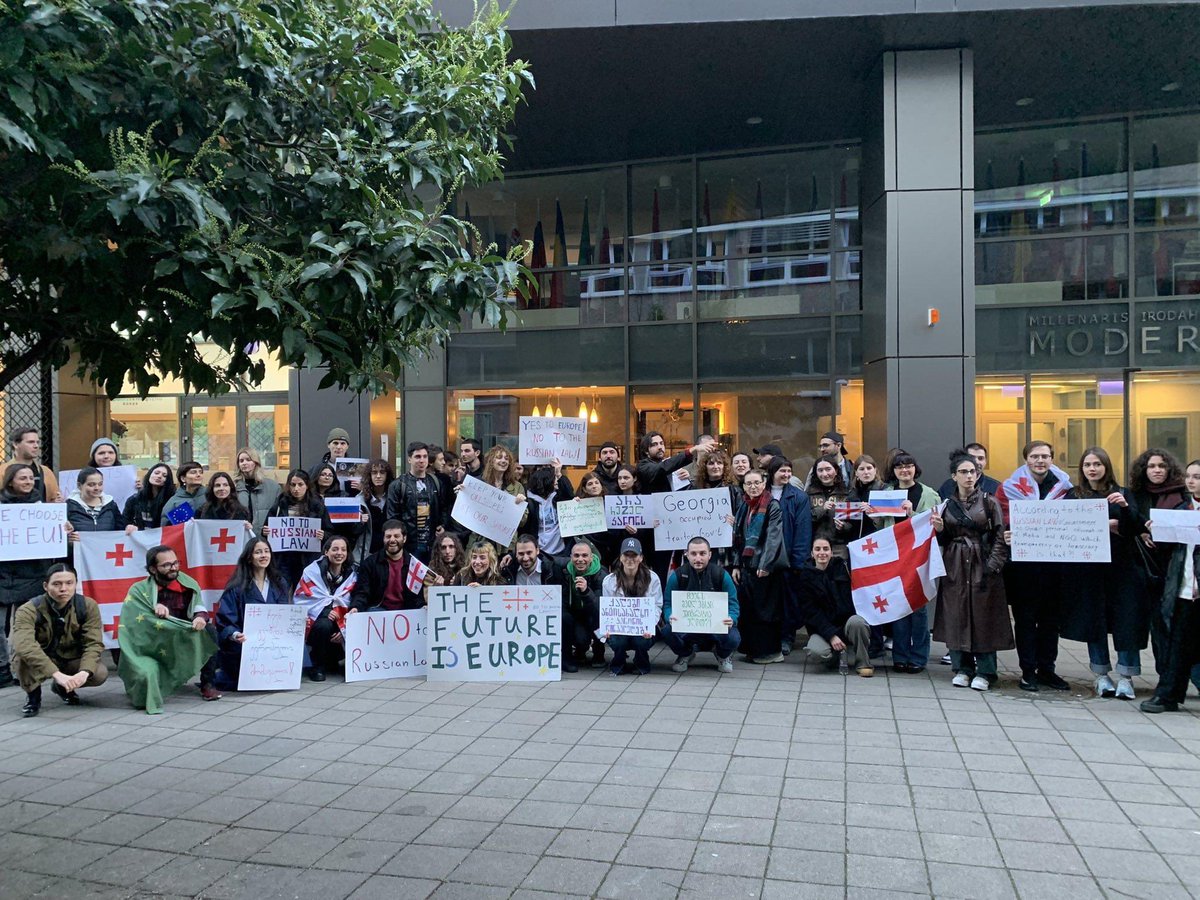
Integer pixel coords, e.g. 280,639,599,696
2,640,1199,900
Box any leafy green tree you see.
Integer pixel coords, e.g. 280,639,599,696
0,0,532,396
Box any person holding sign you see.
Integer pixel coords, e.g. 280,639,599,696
66,467,126,541
161,461,207,526
601,538,663,676
118,546,221,711
349,520,426,612
214,538,292,690
263,470,330,592
732,469,788,664
295,535,358,682
311,463,368,552
929,451,1012,691
806,455,849,561
638,431,716,584
11,564,106,716
663,536,739,674
1142,460,1200,713
1057,448,1148,701
796,537,873,677
459,445,528,552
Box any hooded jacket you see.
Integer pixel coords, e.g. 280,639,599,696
161,485,207,525
66,490,125,533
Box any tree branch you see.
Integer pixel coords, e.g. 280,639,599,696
0,333,61,394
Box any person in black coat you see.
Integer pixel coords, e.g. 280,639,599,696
384,442,445,563
263,469,332,592
123,463,176,532
500,537,567,589
636,431,716,586
795,538,873,676
349,520,425,612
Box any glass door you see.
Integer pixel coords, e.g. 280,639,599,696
183,394,290,478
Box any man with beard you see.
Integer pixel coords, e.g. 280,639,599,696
637,431,716,585
588,442,622,494
349,520,426,612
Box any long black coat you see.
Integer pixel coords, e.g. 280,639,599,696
1057,488,1151,651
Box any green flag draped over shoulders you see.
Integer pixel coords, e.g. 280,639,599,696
117,574,215,715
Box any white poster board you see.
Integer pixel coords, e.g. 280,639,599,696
669,590,729,634
518,417,587,466
653,488,733,551
427,585,561,681
344,609,428,682
451,476,527,546
600,595,658,636
60,465,138,510
605,494,651,529
557,497,606,537
237,604,307,691
1010,499,1111,563
1149,508,1200,545
266,516,322,553
0,502,67,562
670,470,691,491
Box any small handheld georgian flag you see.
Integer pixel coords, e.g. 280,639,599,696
405,555,432,594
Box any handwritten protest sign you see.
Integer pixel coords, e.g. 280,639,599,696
60,465,138,510
518,417,587,466
428,585,561,681
344,609,428,682
266,516,322,553
237,604,306,691
669,590,729,634
1149,508,1200,545
605,494,651,529
1010,499,1110,563
558,497,606,537
653,488,733,551
0,502,67,562
451,476,527,546
600,595,658,636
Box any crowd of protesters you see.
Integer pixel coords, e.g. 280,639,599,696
1,422,1197,718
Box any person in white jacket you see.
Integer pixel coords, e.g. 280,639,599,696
601,537,663,676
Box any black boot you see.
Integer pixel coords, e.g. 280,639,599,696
0,666,13,689
22,687,41,717
50,683,81,705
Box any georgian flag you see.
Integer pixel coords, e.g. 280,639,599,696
849,510,946,626
995,463,1073,521
406,555,432,594
76,520,247,648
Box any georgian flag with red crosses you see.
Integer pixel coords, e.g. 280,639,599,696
76,520,247,648
848,509,946,626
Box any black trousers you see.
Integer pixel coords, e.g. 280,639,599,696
1154,597,1200,704
1005,563,1060,676
307,607,343,670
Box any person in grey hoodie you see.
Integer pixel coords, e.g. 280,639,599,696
161,461,207,525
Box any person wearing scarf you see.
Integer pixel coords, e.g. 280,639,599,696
733,469,788,664
294,535,358,682
562,539,603,671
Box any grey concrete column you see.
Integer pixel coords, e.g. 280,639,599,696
860,49,975,473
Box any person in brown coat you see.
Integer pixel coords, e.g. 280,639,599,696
931,450,1012,692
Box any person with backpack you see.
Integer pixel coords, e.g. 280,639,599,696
10,564,107,717
663,536,739,674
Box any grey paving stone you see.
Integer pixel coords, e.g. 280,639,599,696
546,827,628,862
927,860,1018,899
346,874,440,900
449,848,540,887
1079,846,1182,884
767,847,845,886
1009,870,1105,900
521,855,611,894
690,840,770,876
379,843,471,880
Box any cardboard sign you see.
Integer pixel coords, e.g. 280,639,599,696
427,585,561,681
344,609,428,682
237,604,307,691
518,417,587,466
451,476,527,547
653,488,733,551
605,494,651,529
669,589,729,634
1010,499,1111,563
266,516,322,553
558,497,606,537
1149,508,1200,545
0,502,67,562
600,594,658,636
60,465,138,510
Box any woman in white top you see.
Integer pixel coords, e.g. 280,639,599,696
601,537,663,676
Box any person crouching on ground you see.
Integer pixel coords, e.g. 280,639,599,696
663,536,739,674
797,537,873,677
602,538,662,676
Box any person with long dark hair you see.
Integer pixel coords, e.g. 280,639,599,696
196,472,252,526
806,454,849,561
602,538,662,676
430,533,466,587
214,538,291,689
733,469,788,664
525,460,575,561
359,458,395,557
295,534,358,682
123,462,175,532
263,469,331,591
887,451,940,673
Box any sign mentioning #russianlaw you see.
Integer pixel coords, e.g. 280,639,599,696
427,585,561,682
1009,499,1111,563
517,416,587,466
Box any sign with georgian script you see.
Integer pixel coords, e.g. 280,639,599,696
237,604,307,691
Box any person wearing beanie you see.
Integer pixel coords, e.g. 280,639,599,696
87,438,121,468
309,427,353,480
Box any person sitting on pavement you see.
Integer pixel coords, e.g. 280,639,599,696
11,564,107,717
214,538,292,690
117,545,220,713
601,538,663,677
295,535,358,683
663,535,739,674
796,537,874,677
348,520,425,613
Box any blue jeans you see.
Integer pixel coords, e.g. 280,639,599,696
662,624,741,660
608,635,654,673
1087,641,1142,677
891,607,930,668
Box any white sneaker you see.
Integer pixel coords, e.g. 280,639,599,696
1115,677,1135,700
970,675,990,692
1095,674,1117,698
671,652,695,674
717,657,733,674
952,672,971,688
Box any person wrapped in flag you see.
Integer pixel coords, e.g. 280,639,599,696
294,535,358,682
213,538,292,690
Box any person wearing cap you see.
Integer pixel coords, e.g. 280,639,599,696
587,442,623,495
802,432,854,489
663,536,739,674
602,537,663,676
755,444,804,490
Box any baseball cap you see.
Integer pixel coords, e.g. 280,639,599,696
752,443,783,457
820,431,845,444
620,537,643,556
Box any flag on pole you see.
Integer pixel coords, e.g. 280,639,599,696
406,555,433,594
551,199,567,308
578,197,592,266
849,510,945,626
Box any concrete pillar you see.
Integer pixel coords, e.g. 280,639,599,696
860,49,975,474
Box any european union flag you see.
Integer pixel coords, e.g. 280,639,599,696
166,503,194,525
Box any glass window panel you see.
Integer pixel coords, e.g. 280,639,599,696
700,382,835,473
630,324,691,382
246,403,290,481
835,315,862,376
458,167,627,269
975,121,1127,238
1131,371,1200,466
630,161,693,267
974,376,1028,475
630,385,696,458
976,236,1101,304
188,405,238,472
697,319,830,380
696,256,832,318
629,262,693,323
1028,376,1125,476
976,302,1131,373
1134,228,1200,298
111,397,180,470
834,251,861,311
1133,113,1200,228
447,328,624,387
836,378,864,462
